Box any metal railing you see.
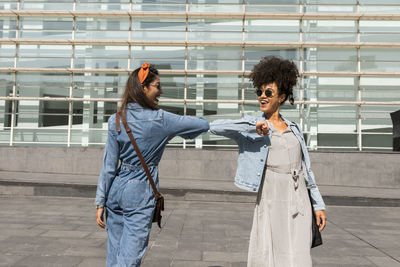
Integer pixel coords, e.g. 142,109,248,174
1,2,399,150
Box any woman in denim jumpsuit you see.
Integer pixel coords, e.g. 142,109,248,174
95,63,209,266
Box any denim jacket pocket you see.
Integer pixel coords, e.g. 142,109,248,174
245,132,265,142
120,180,150,209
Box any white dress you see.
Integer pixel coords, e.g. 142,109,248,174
247,123,312,267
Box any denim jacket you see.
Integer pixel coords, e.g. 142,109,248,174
95,103,210,206
210,114,326,211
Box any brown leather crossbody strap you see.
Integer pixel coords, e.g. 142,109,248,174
116,112,121,133
117,111,162,200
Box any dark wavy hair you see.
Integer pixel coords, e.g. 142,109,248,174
120,64,159,111
249,56,299,105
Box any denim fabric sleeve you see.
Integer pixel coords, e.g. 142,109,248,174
296,128,326,211
302,159,326,210
163,111,210,139
209,118,257,142
94,116,120,206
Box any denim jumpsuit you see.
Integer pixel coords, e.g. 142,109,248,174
95,103,209,267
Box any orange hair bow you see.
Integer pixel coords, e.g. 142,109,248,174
138,62,150,84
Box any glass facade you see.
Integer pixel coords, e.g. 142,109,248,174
0,0,399,150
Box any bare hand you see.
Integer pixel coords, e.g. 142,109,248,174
315,210,327,232
96,208,106,229
256,121,269,136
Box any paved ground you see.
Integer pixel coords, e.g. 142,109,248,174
0,195,399,267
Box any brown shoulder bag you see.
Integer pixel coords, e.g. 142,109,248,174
116,111,164,228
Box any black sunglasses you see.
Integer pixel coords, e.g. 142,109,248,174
256,88,273,98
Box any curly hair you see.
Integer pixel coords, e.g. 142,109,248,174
249,56,299,105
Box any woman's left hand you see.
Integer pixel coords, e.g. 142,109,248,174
314,210,327,232
96,208,106,229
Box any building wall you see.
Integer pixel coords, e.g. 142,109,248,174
1,1,400,150
1,147,399,188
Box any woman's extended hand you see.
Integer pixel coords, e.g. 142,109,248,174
96,207,106,229
256,121,269,136
315,210,327,232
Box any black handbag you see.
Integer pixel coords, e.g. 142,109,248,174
308,189,323,248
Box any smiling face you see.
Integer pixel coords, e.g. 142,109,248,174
257,82,286,115
143,76,162,108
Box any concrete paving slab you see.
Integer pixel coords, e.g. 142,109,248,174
77,258,107,267
0,195,400,267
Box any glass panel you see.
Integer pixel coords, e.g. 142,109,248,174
0,17,16,38
187,75,242,104
131,46,185,70
245,20,299,42
132,18,185,41
360,77,400,102
0,99,12,137
304,104,357,134
245,47,298,71
13,128,68,144
159,74,185,101
189,0,242,12
303,48,357,72
361,48,400,72
72,73,126,99
303,20,356,42
0,73,13,96
360,21,400,43
304,0,357,4
361,106,396,148
280,104,300,123
303,76,357,102
20,17,73,39
17,45,71,68
362,134,392,150
304,5,356,13
14,99,68,127
76,0,130,11
76,18,129,40
158,102,184,118
132,0,186,12
16,72,71,98
70,129,108,145
0,1,18,10
188,46,242,71
188,18,242,42
20,0,74,10
246,0,299,13
317,133,357,149
0,127,10,144
71,101,117,129
303,104,358,150
360,0,400,13
74,45,128,69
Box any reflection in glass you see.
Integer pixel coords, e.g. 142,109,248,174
360,77,400,102
132,18,185,41
188,47,242,71
131,46,185,70
303,76,357,102
20,17,72,39
188,18,242,42
76,18,129,40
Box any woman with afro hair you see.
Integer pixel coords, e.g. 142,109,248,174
210,56,326,266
